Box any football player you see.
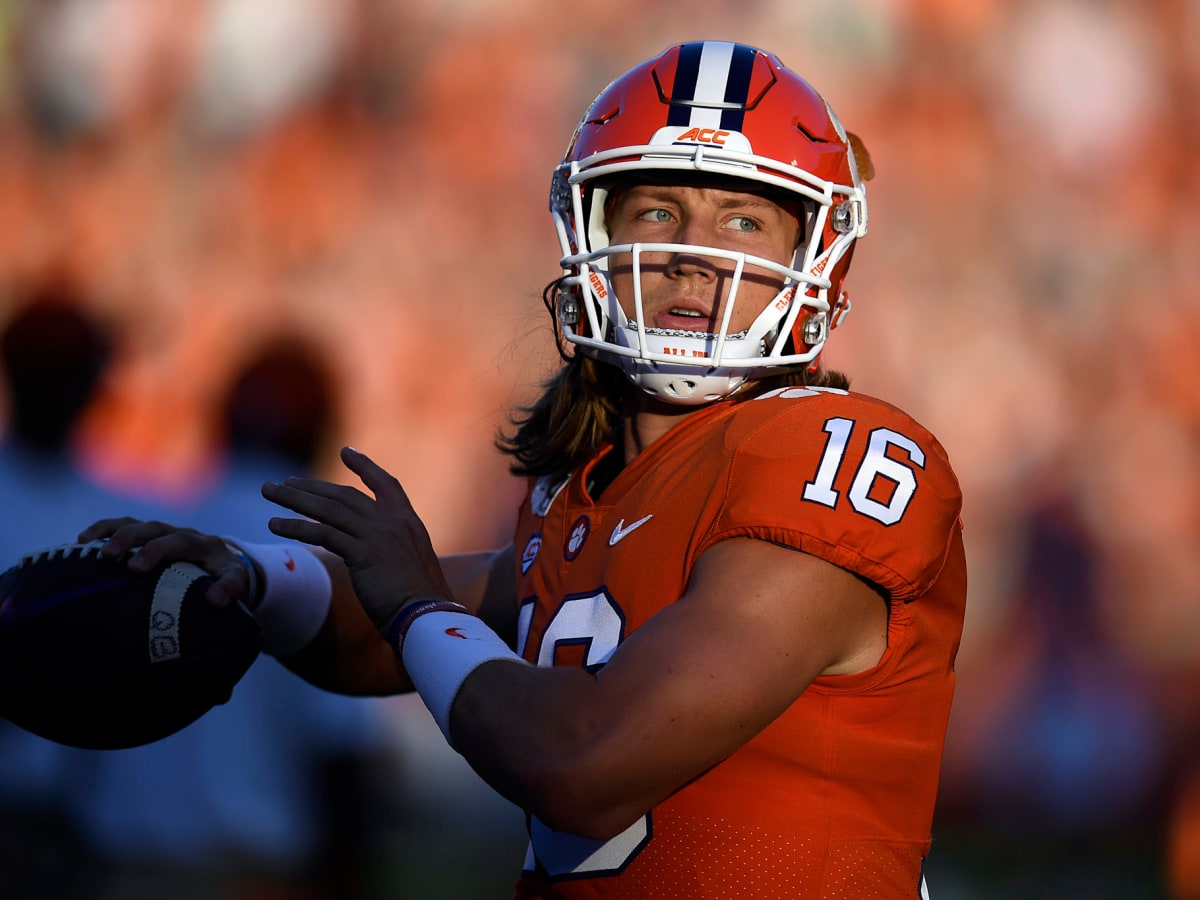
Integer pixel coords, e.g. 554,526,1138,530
85,41,966,898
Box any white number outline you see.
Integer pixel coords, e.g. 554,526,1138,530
802,418,926,526
517,589,652,880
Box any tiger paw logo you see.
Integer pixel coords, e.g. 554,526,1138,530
564,516,590,561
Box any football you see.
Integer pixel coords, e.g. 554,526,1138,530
0,541,261,750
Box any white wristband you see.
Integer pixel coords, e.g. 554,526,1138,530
400,610,528,747
228,540,332,657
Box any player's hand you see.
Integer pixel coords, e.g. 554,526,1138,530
262,446,454,633
76,518,253,608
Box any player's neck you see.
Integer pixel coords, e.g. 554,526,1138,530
623,395,708,465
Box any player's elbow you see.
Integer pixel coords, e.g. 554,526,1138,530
532,787,648,841
525,754,652,840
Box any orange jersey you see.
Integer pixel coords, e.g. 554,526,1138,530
510,387,966,899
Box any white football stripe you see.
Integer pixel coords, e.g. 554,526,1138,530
148,562,205,663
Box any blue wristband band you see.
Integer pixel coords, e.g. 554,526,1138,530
223,544,261,607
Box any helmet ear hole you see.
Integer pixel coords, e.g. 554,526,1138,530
801,311,828,347
832,202,856,234
558,293,580,327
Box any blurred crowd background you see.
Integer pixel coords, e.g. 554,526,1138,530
0,0,1197,897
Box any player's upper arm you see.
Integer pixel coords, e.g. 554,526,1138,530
577,537,888,798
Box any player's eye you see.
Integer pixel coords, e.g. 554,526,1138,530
728,215,759,233
638,208,675,224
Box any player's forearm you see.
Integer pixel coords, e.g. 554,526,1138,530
391,601,653,836
236,543,514,696
440,544,518,644
449,660,660,840
275,550,414,695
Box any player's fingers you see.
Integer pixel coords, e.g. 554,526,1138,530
265,514,355,561
266,514,326,546
92,519,192,559
272,474,372,508
340,447,414,510
77,517,143,543
263,475,376,516
204,563,253,609
262,480,371,536
126,528,228,575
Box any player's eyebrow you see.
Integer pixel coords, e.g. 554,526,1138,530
623,185,789,217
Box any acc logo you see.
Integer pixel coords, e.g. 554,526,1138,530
564,515,590,561
521,532,543,575
675,127,729,145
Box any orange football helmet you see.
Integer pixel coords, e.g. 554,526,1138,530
551,41,868,404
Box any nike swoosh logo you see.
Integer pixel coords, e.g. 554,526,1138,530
609,514,653,546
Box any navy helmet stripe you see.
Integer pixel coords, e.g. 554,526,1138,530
719,43,756,131
665,42,759,131
667,43,704,127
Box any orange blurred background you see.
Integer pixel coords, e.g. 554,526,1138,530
1,1,1198,897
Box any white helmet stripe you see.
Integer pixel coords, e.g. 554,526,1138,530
688,42,735,130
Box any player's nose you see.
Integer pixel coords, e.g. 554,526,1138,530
666,254,718,282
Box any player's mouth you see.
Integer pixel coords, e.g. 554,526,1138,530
653,304,718,332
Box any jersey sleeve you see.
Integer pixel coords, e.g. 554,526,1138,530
703,389,963,602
